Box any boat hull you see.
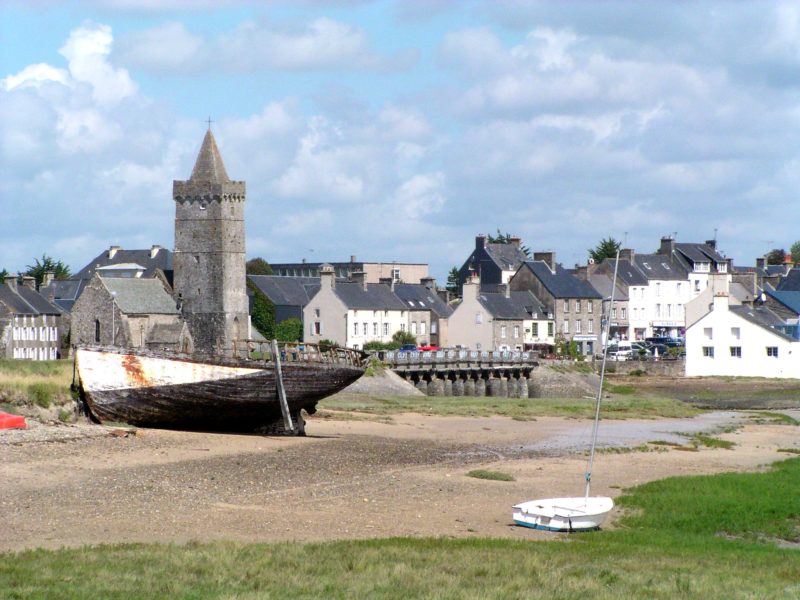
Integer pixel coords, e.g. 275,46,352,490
512,497,613,532
75,347,364,434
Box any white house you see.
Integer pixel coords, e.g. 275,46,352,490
685,291,799,378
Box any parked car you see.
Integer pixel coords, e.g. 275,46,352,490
398,344,418,354
417,345,438,352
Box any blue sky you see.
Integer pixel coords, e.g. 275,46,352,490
2,1,799,282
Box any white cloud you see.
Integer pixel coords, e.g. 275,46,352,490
391,173,447,219
2,63,70,91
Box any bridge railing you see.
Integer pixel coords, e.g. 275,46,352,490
381,349,537,366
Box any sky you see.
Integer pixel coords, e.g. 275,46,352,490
2,0,799,283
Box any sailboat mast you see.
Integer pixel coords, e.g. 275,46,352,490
584,249,621,499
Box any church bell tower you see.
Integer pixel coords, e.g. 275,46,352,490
173,128,249,355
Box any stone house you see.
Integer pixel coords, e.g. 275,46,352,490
457,234,530,293
391,279,453,347
0,274,63,360
303,265,409,350
71,273,192,352
510,252,602,356
247,275,319,328
448,277,551,351
271,257,428,284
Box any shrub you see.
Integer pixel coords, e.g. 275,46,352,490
466,470,515,482
391,330,416,346
276,318,303,342
28,382,57,409
318,339,339,352
629,369,646,377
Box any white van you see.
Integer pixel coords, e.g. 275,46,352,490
607,340,633,361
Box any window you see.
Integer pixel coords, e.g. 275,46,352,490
500,325,507,338
95,319,101,343
392,268,401,281
314,308,320,318
702,346,714,358
363,323,368,335
703,327,713,340
667,304,672,318
383,323,389,336
655,282,661,297
612,307,617,319
314,322,321,335
420,322,426,335
431,322,437,334
620,308,626,320
532,323,539,337
766,347,779,358
563,300,569,313
730,346,741,358
696,262,710,272
400,323,406,332
373,322,378,336
588,319,594,334
575,300,581,313
547,322,554,336
694,279,700,292
513,325,520,338
656,304,661,317
588,302,593,314
411,322,417,335
677,282,682,295
731,327,740,340
475,312,483,324
563,320,569,334
575,320,582,334
353,322,358,336
719,263,728,273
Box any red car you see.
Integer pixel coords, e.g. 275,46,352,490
417,345,439,352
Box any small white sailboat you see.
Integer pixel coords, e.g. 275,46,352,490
513,252,622,532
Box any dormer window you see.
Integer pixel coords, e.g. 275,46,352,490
696,262,710,272
718,263,728,273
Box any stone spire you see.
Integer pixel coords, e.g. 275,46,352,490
189,128,230,183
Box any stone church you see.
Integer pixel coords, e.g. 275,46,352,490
72,128,251,356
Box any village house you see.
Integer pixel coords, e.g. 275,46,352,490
685,280,799,378
247,275,319,328
303,265,409,350
457,234,530,293
71,273,192,352
271,257,428,284
449,276,551,352
510,252,602,355
0,274,63,360
391,278,453,348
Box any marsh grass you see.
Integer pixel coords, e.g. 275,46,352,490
603,383,636,394
3,459,799,599
688,434,735,450
749,411,800,426
466,469,515,481
0,359,72,409
321,393,701,420
778,448,800,455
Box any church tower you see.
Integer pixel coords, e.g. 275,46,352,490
173,128,249,355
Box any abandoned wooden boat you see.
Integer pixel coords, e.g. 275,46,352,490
74,342,366,435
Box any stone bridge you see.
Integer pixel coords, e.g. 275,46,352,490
380,349,540,397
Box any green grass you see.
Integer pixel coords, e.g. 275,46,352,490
778,448,800,455
603,383,636,395
687,434,735,450
2,458,799,599
465,469,515,481
749,411,800,426
0,359,73,409
320,393,701,420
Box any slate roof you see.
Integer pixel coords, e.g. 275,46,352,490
485,243,529,271
674,243,725,265
478,290,546,320
393,283,454,318
0,284,61,316
600,259,649,286
729,306,795,342
633,253,688,281
777,268,800,291
72,248,173,282
102,278,178,315
147,322,185,344
41,279,86,312
332,282,408,311
248,275,319,307
766,290,800,315
588,274,628,302
521,261,603,299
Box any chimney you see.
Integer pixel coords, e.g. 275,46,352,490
533,251,556,272
350,255,357,263
351,270,368,292
504,282,511,299
379,276,396,292
420,276,436,290
108,245,121,259
4,273,17,292
619,248,634,261
22,276,36,290
574,265,588,281
150,245,162,259
705,239,717,250
464,274,481,299
42,271,55,288
320,263,335,290
659,236,675,256
509,236,521,248
475,235,487,252
756,257,766,270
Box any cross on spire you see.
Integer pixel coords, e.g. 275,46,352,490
206,116,213,130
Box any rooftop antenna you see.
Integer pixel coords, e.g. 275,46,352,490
623,231,628,246
713,228,718,243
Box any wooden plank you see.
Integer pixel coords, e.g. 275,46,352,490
271,339,294,433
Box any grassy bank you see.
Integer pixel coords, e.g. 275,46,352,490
320,392,702,420
0,359,73,412
2,458,798,599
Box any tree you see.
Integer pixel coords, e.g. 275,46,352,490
0,268,8,280
276,318,303,342
486,229,531,256
589,237,622,263
25,254,71,287
246,257,274,275
391,330,416,346
446,266,460,294
766,248,787,265
247,279,275,339
790,241,800,264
